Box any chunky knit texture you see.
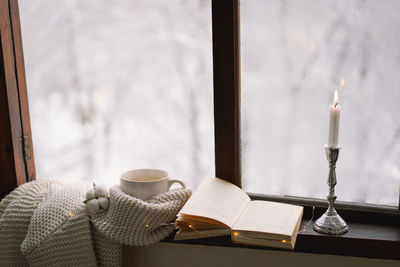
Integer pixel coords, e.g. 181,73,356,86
0,179,59,266
91,227,122,267
20,182,97,267
92,185,192,246
0,179,191,266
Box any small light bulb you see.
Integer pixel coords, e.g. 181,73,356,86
145,224,149,227
188,225,193,228
281,240,289,244
67,212,73,218
233,232,239,237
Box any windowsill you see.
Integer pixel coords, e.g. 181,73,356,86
164,194,400,260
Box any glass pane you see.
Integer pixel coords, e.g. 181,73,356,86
20,0,214,188
241,0,400,206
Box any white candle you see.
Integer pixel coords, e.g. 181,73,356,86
328,89,341,147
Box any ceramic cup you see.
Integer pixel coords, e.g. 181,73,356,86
119,169,186,200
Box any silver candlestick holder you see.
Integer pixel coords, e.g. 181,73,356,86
313,145,349,235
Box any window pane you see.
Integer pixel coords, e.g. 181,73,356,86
20,0,214,188
241,0,400,206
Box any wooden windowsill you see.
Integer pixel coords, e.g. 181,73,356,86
165,220,399,260
164,194,400,260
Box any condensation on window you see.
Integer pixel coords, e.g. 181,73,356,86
20,0,214,188
241,0,400,206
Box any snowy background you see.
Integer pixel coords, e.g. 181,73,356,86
19,0,214,188
19,0,399,206
241,0,400,205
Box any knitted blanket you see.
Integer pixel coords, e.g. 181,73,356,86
0,179,191,266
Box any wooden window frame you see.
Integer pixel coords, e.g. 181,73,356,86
0,0,35,199
0,0,399,260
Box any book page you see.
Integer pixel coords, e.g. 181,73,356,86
232,200,303,238
179,176,251,227
176,214,227,229
174,228,231,241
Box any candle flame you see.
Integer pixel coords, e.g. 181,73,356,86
340,78,345,87
334,89,339,107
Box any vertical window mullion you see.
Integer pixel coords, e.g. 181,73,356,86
212,0,241,187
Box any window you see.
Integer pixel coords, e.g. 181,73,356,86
1,0,400,260
3,0,399,207
240,0,400,206
19,0,214,188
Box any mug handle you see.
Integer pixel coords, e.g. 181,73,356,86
168,179,186,190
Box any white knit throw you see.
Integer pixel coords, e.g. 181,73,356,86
0,179,191,266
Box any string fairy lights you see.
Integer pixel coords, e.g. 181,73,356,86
299,206,315,233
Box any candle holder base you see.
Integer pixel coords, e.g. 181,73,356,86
313,210,348,235
313,145,348,235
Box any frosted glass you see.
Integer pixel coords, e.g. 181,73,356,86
241,0,400,206
20,0,214,188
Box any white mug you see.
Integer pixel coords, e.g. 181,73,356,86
119,169,186,200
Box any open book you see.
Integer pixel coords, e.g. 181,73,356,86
175,176,304,250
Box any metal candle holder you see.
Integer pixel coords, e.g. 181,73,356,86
313,145,349,235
